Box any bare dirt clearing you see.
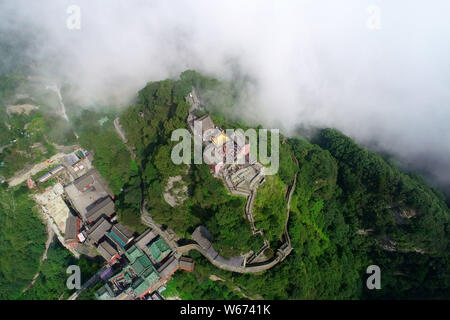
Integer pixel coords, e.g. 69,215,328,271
7,104,39,115
163,175,188,207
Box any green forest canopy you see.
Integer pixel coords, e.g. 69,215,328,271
0,185,46,299
1,69,448,300
119,71,449,299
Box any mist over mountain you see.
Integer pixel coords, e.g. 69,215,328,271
1,0,449,197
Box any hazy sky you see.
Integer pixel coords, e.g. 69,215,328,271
1,0,449,193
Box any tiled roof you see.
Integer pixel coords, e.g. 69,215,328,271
64,215,79,244
125,245,144,264
87,217,112,243
179,256,195,271
97,240,119,262
148,237,172,262
130,255,152,276
86,197,115,222
157,255,179,279
107,224,133,248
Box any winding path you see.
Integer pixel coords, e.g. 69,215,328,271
283,154,299,247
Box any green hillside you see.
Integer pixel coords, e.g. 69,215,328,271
118,71,449,299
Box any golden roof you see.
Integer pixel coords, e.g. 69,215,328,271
211,131,228,147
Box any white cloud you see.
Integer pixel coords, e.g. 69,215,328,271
2,0,450,193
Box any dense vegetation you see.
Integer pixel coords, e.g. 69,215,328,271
316,129,450,298
162,251,248,300
120,71,448,299
60,86,145,232
19,241,104,300
0,184,46,299
162,269,245,300
201,133,448,299
253,175,287,245
119,72,263,256
1,67,449,300
71,110,138,195
0,157,103,300
162,128,449,300
0,69,127,299
0,72,76,179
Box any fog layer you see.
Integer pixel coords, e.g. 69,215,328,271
1,0,449,195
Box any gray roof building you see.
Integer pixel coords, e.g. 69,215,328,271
64,214,80,246
179,256,194,271
107,223,134,249
64,169,113,221
86,196,115,223
73,174,95,192
135,228,158,251
87,217,112,244
37,172,52,183
50,164,65,175
194,115,215,136
37,165,66,183
97,240,119,262
157,255,179,279
72,169,114,196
